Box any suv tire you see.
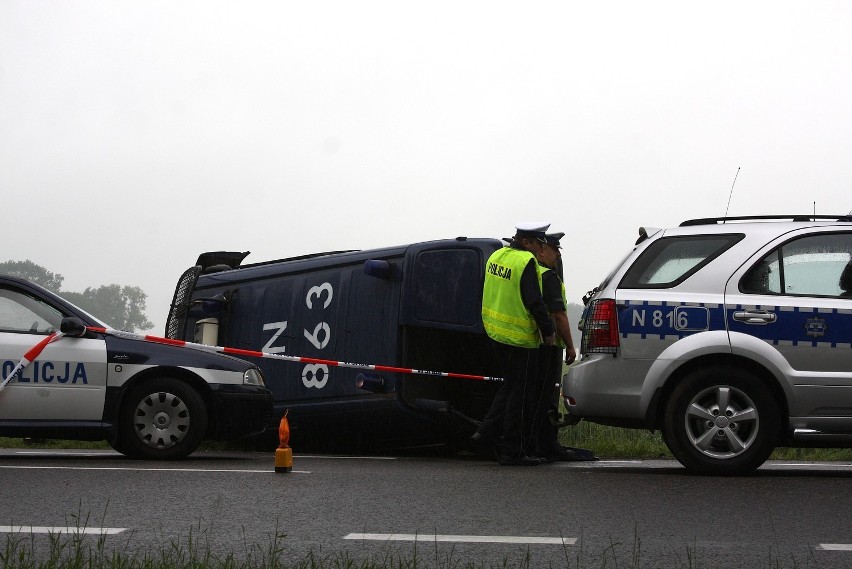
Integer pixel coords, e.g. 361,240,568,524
663,366,780,475
118,378,208,460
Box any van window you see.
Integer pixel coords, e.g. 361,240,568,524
620,234,743,289
412,249,482,326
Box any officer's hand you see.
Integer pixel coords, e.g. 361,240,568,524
565,346,577,365
543,333,556,346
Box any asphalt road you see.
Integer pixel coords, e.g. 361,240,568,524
1,449,852,568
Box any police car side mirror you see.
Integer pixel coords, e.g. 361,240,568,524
60,317,88,337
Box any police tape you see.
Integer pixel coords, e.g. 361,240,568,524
1,326,503,388
84,326,504,383
0,332,65,392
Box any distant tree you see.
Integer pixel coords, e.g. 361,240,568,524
567,302,585,331
0,259,63,292
1,259,153,332
61,285,154,332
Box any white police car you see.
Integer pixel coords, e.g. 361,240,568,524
0,275,272,459
564,215,852,475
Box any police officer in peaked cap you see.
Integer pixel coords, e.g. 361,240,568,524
528,231,590,461
478,222,556,466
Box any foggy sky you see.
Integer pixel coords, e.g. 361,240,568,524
2,1,851,333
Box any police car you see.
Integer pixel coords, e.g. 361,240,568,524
564,215,852,475
0,275,272,459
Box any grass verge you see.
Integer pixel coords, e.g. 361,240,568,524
4,423,852,462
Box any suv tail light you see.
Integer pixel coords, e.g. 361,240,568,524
581,299,619,354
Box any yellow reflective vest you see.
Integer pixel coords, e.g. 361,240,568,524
481,247,544,348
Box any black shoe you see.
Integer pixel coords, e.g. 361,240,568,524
498,455,542,466
548,448,578,461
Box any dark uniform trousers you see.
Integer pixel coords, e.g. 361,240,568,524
479,339,540,458
530,344,563,456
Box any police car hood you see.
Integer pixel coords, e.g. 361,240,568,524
103,335,255,371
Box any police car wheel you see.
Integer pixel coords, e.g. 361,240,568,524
118,378,208,460
662,367,780,476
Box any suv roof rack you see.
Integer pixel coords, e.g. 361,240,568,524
680,214,852,226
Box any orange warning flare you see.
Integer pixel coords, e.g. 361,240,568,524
278,411,290,448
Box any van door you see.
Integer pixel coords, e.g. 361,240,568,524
398,240,502,420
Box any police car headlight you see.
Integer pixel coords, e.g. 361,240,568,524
243,368,266,387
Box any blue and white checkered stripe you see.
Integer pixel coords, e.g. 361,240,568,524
619,301,851,348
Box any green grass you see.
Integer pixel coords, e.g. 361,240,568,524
558,422,852,462
5,424,852,462
0,438,110,450
558,423,671,459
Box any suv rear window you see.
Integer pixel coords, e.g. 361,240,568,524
620,234,743,289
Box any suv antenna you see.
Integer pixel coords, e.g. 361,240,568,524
723,167,740,222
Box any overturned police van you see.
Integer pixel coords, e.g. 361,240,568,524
165,238,507,449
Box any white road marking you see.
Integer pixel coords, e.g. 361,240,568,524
9,450,396,460
769,462,852,469
816,544,852,551
0,465,310,474
0,526,126,535
13,451,122,457
344,533,576,545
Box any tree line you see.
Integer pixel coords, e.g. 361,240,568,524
0,260,153,332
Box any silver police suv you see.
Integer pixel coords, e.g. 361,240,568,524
564,215,852,475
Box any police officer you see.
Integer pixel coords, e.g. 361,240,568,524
530,231,581,461
479,222,556,466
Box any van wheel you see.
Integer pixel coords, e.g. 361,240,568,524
118,378,208,460
662,367,779,475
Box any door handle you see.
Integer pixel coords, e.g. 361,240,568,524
732,310,777,325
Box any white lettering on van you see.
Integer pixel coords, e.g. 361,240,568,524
302,281,334,389
306,282,333,309
262,321,289,354
301,363,328,389
304,322,330,350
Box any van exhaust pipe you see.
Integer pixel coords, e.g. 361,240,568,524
355,373,387,393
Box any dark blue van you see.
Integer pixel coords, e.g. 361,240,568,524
165,237,504,449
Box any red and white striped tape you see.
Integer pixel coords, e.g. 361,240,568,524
86,326,503,382
0,332,65,392
1,326,502,391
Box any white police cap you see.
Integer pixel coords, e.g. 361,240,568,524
514,222,551,239
544,232,565,248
